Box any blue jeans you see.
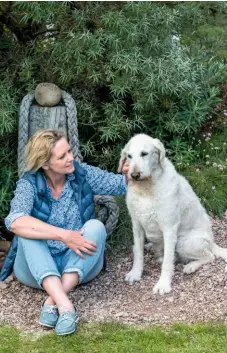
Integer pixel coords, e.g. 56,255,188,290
13,219,107,289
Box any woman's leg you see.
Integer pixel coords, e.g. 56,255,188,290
45,273,79,305
14,237,73,310
61,219,107,286
42,276,75,311
14,236,60,289
42,219,106,307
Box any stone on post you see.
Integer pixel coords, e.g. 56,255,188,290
30,83,68,137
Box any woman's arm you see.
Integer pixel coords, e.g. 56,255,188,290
11,215,96,258
81,163,128,196
6,180,96,257
10,215,66,241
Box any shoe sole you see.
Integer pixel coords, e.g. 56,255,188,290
56,328,76,336
55,317,79,336
39,321,56,328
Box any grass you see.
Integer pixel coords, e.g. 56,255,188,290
1,322,227,353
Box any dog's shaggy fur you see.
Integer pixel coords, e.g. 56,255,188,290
119,134,227,295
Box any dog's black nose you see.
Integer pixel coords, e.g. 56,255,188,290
131,172,141,180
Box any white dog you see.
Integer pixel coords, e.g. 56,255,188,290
118,134,227,295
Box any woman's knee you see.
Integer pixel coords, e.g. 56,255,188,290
16,237,60,288
14,253,41,289
83,219,107,244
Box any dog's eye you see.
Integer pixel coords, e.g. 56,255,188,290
128,154,132,159
141,152,148,157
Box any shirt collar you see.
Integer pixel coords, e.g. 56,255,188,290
67,173,75,181
43,172,75,186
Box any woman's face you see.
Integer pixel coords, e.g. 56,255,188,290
45,137,75,175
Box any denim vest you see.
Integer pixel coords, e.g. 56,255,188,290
0,161,96,280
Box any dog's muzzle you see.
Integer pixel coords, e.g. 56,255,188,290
131,172,141,180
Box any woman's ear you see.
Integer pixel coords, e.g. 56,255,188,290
42,163,49,171
152,138,166,168
118,142,130,173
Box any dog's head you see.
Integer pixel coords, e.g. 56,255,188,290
118,134,165,181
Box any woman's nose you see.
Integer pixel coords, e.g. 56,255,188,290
68,151,74,161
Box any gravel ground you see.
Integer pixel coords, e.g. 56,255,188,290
0,215,227,332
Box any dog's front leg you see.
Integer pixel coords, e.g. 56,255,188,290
153,225,178,295
125,221,145,284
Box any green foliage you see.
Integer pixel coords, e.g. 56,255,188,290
1,322,227,353
0,136,17,219
107,195,132,251
180,1,227,61
0,83,19,135
0,1,227,218
184,166,226,217
167,138,197,165
179,115,227,217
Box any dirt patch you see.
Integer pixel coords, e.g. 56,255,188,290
0,216,227,332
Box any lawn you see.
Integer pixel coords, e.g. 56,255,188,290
1,322,227,353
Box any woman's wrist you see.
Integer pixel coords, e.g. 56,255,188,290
56,227,68,242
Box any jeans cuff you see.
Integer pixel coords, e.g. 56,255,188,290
63,267,83,284
38,271,61,288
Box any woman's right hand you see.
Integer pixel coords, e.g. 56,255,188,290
121,160,129,174
63,229,97,258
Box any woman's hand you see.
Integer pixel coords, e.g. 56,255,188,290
121,160,129,183
63,229,97,258
121,160,129,174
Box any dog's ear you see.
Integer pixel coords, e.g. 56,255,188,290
153,138,165,168
118,142,130,173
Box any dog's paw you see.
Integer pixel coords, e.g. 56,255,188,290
183,262,197,274
153,279,172,295
144,243,153,251
157,256,163,264
125,270,142,284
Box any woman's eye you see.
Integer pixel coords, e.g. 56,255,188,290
128,154,132,159
141,152,148,157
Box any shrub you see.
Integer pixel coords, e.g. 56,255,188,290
0,1,227,219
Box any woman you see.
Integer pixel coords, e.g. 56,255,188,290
1,129,128,335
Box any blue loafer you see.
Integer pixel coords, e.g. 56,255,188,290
39,303,59,328
55,308,79,336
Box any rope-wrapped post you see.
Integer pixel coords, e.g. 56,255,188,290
17,83,119,236
61,90,82,162
94,195,119,235
18,92,35,177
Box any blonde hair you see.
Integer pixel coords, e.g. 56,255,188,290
25,129,66,172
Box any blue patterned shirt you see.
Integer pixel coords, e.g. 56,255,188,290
5,163,127,255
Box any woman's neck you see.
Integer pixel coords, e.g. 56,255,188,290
43,170,66,190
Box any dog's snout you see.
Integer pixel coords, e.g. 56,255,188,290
131,172,141,180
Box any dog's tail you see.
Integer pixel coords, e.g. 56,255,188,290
212,243,227,271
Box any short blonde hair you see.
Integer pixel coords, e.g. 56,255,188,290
25,129,66,172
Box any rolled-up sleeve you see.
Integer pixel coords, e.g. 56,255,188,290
81,163,127,196
5,179,35,231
